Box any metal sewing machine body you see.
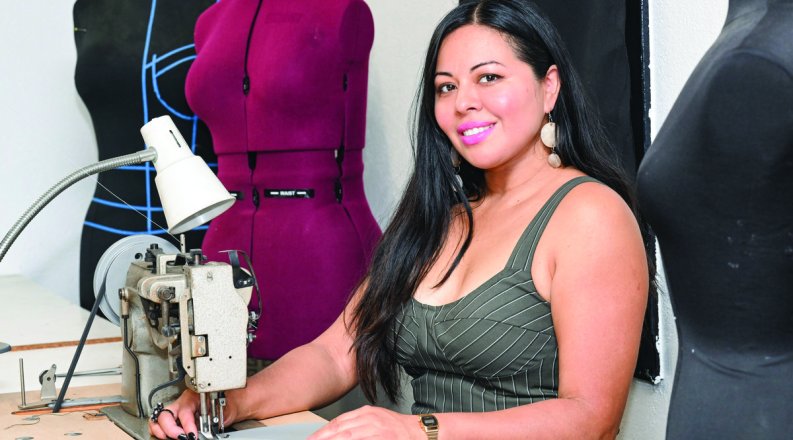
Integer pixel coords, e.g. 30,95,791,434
117,242,252,439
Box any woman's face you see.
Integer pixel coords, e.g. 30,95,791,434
434,24,558,172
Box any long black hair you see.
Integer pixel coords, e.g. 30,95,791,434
351,0,645,403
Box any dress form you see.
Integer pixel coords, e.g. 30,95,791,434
186,0,381,359
638,0,793,437
73,0,215,311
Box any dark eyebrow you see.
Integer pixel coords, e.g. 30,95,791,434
434,61,503,79
471,60,502,71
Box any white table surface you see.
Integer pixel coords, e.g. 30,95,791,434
0,275,325,438
0,275,121,394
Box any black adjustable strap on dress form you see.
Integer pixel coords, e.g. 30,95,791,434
334,73,349,203
242,0,264,212
242,0,264,96
334,144,345,203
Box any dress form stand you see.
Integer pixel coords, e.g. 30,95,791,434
638,0,793,437
186,0,381,360
73,0,215,311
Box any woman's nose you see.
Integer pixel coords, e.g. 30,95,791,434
455,84,481,113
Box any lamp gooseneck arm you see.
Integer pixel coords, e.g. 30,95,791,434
0,148,157,262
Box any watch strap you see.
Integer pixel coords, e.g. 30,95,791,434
418,414,439,440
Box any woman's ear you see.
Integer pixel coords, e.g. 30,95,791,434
542,65,561,113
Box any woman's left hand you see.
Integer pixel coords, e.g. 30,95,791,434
307,405,424,440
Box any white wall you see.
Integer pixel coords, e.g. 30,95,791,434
0,0,97,303
364,0,459,224
0,1,729,438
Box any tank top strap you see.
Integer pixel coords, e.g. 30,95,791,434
507,176,601,272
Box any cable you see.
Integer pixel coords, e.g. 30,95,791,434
147,357,185,411
52,275,113,413
123,315,145,417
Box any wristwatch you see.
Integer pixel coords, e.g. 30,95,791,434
418,414,439,440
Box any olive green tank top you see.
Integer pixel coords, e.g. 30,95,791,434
394,176,598,413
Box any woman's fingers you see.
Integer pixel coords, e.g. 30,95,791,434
176,405,199,439
152,407,187,440
308,406,413,440
148,418,168,440
310,415,369,439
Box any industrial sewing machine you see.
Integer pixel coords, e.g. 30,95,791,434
2,115,251,438
94,235,259,439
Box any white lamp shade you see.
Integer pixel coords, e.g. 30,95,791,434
154,156,234,234
142,116,234,234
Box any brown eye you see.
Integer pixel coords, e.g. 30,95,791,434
437,83,456,94
479,74,501,84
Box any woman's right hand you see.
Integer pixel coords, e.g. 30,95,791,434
147,389,200,440
149,388,244,439
149,390,200,440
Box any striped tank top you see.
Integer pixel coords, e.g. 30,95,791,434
393,176,597,413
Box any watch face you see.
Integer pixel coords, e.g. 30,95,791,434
421,415,438,428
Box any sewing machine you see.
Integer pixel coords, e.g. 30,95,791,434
95,235,257,439
1,113,253,438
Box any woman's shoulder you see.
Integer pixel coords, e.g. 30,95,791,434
530,171,646,303
552,174,639,241
563,174,631,213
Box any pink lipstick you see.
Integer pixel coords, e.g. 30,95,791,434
457,121,495,146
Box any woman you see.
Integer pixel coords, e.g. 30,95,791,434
151,1,648,439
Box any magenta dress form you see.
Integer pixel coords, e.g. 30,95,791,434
185,0,380,360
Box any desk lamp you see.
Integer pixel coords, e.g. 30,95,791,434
0,115,234,405
1,115,233,262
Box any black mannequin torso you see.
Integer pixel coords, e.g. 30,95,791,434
638,0,793,437
73,0,215,311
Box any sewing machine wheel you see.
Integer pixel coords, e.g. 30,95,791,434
93,235,179,326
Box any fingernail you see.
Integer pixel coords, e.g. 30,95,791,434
188,433,197,440
178,435,188,440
